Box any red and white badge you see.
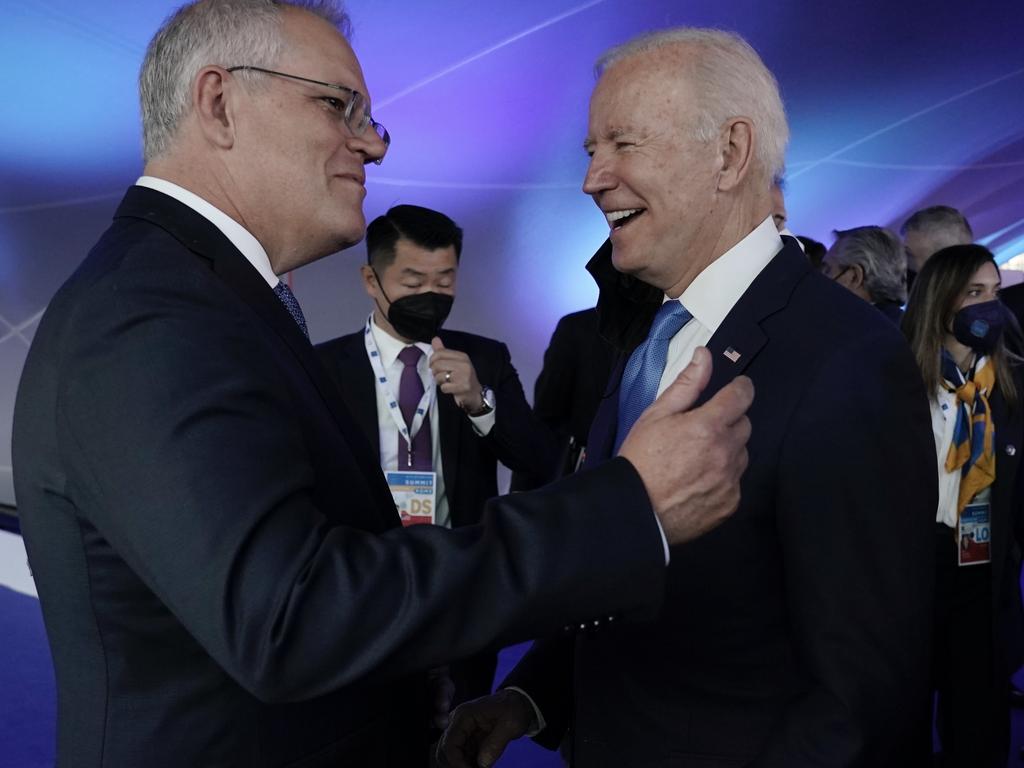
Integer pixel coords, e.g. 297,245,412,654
386,470,437,527
958,500,991,566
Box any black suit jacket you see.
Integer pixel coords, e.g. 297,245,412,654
315,327,558,700
510,308,618,491
976,382,1024,680
1000,282,1024,327
506,240,938,767
12,187,668,767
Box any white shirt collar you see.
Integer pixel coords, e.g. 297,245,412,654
677,215,783,333
135,175,279,289
369,313,433,368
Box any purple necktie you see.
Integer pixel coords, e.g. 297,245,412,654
397,346,432,471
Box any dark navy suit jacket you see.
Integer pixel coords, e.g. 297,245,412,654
316,326,558,702
506,239,939,767
12,187,668,767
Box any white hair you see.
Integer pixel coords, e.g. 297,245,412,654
828,226,908,304
596,28,789,184
139,0,350,162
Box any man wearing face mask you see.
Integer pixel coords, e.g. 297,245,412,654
316,204,558,713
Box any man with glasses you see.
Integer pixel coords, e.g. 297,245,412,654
12,2,755,766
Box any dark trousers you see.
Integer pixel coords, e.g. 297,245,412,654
931,524,1010,768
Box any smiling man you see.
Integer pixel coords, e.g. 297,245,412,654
441,27,938,768
11,3,760,767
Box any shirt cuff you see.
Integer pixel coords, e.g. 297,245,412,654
653,510,670,565
503,686,545,737
468,404,496,435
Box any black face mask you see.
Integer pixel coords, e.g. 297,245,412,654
374,272,453,343
951,299,1007,353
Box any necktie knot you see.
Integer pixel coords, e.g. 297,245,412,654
649,300,691,339
398,346,424,368
613,299,692,453
273,281,309,340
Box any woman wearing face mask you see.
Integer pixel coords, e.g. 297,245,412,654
902,243,1024,768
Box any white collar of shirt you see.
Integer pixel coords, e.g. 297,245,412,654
369,312,433,367
135,175,279,289
676,215,783,331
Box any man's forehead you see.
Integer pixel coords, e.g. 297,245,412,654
394,241,458,263
592,51,692,112
598,43,694,86
280,7,369,93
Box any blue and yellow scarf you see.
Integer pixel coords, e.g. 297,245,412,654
941,350,996,515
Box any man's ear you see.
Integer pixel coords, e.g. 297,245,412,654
193,66,236,150
846,264,866,289
360,264,379,299
716,117,755,192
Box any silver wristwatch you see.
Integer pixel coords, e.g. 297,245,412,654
468,385,495,416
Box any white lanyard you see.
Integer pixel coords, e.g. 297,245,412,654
364,315,434,468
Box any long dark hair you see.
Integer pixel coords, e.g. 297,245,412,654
902,244,1019,410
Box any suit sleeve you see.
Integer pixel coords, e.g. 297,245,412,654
56,267,666,704
510,316,586,492
755,326,937,766
532,315,579,436
478,340,559,481
500,634,576,750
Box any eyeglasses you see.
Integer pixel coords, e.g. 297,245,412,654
227,65,390,165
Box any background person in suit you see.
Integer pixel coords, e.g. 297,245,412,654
901,205,974,291
11,2,757,766
902,244,1024,767
441,26,937,768
821,225,908,324
508,307,617,491
316,204,559,710
1001,281,1024,331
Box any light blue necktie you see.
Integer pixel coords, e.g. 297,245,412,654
273,281,310,340
614,300,692,453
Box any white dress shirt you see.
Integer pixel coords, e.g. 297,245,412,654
513,215,784,733
657,215,783,390
136,176,279,289
930,387,962,528
368,314,496,529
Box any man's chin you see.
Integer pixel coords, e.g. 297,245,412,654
610,245,642,276
327,219,366,253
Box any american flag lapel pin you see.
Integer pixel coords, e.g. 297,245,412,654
723,347,741,363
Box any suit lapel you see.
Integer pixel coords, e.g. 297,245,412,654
584,357,626,467
585,240,810,458
329,333,381,457
990,389,1020,593
115,186,397,519
436,331,463,518
697,242,808,407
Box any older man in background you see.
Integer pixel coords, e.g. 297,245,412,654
442,26,937,768
822,225,908,323
902,205,974,288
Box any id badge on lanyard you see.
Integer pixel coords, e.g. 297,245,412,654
386,471,437,526
958,501,992,566
365,318,438,525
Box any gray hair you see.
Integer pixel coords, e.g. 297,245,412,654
900,205,973,243
139,0,351,162
596,28,789,184
828,226,908,304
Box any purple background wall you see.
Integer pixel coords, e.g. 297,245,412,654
2,1,1023,502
